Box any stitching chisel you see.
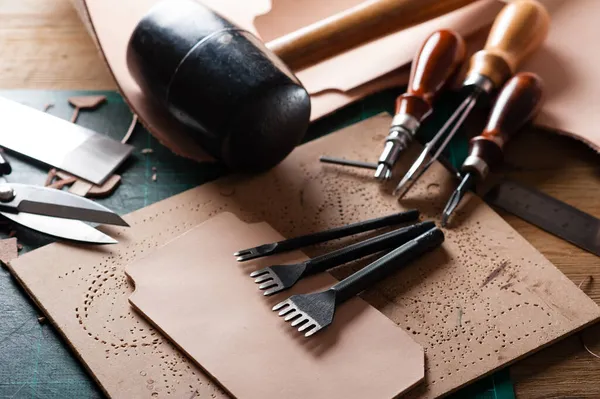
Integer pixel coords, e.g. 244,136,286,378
394,0,550,197
441,72,544,227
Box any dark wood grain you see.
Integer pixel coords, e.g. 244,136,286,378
481,72,544,147
395,30,465,121
466,72,544,172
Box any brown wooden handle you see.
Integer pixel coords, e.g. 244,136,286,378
481,72,544,148
266,0,478,71
395,29,466,122
464,72,543,177
466,0,550,88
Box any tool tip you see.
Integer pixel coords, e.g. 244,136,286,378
392,183,407,198
374,164,392,181
440,213,449,228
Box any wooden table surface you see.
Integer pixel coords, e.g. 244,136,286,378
1,0,599,397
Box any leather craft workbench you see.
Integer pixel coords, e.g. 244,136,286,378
0,0,599,398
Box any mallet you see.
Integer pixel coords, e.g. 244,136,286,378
127,0,477,171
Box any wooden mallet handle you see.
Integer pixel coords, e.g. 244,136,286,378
267,0,478,71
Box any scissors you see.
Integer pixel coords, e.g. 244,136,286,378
0,154,128,244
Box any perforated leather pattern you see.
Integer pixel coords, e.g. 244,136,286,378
9,114,599,398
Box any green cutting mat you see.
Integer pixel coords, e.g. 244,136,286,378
0,90,513,399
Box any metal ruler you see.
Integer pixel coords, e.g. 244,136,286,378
485,180,600,256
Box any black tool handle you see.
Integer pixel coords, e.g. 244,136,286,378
332,227,444,303
274,210,419,253
303,221,435,275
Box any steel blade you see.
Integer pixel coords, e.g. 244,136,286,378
0,97,133,185
5,183,128,226
1,212,117,244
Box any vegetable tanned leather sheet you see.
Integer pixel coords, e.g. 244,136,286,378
126,212,425,399
8,115,600,398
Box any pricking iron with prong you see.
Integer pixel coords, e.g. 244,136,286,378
273,227,445,337
251,221,435,296
234,210,419,262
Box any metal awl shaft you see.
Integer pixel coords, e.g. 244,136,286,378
441,172,474,227
393,91,479,197
319,156,377,170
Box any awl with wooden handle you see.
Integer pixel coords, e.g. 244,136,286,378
317,29,465,179
441,72,544,227
374,29,466,180
394,0,550,197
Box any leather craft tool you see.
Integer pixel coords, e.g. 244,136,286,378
0,152,127,243
11,114,600,399
394,0,550,197
273,226,444,337
485,180,600,257
127,0,478,172
0,182,127,244
250,221,434,296
374,29,465,180
0,97,133,185
319,156,378,171
234,209,419,261
318,29,466,180
319,155,461,180
442,72,544,227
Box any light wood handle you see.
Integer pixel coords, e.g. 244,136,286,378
466,0,550,88
266,0,478,71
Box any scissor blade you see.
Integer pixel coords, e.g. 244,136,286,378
19,200,128,226
1,212,117,244
8,184,128,226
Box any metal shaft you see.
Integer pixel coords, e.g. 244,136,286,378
441,172,475,227
393,90,480,198
319,156,377,170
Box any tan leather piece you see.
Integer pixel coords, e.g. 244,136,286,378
75,0,501,161
521,0,600,152
7,115,600,398
68,95,106,110
56,171,122,198
68,179,93,196
0,238,18,263
87,174,122,198
126,212,425,399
